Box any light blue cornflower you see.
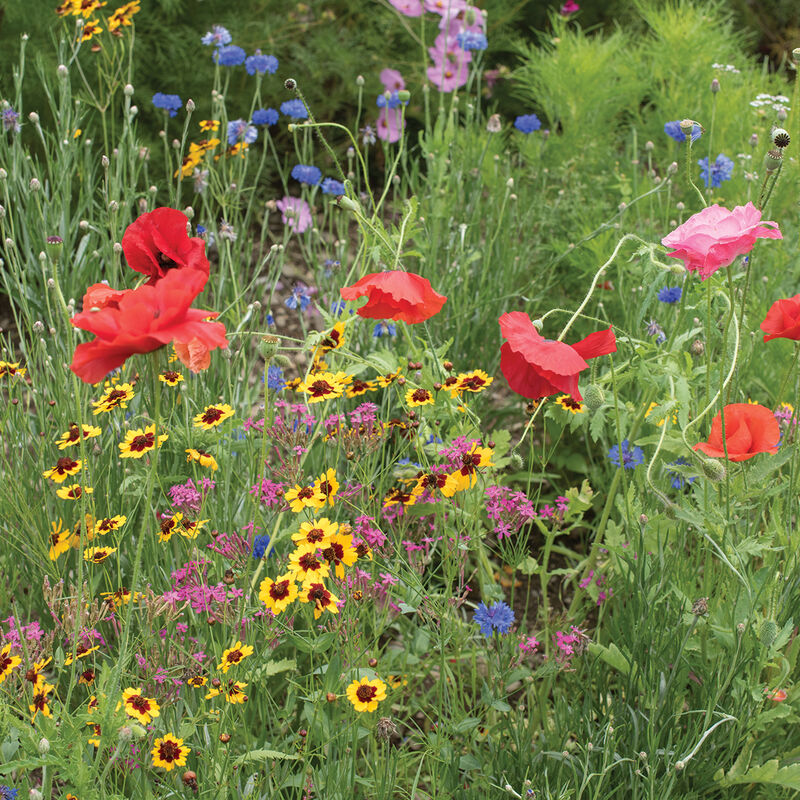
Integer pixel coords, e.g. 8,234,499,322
245,50,278,76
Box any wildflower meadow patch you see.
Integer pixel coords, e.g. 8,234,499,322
2,1,800,798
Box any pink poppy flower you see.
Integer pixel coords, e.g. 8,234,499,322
377,107,404,143
388,0,424,16
424,0,467,15
276,196,312,234
380,68,405,92
661,202,781,280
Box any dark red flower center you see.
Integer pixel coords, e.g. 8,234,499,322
270,580,290,601
298,553,322,572
0,655,12,671
560,397,582,410
33,692,47,710
356,543,370,558
105,390,127,406
308,584,330,605
297,487,315,501
65,425,80,443
128,695,150,712
460,453,481,474
306,527,325,543
322,543,344,563
460,376,486,390
158,740,182,762
56,457,78,472
130,433,154,452
420,473,446,489
202,407,223,424
226,649,243,664
411,389,430,403
318,481,334,498
163,371,180,382
161,518,176,535
156,251,179,271
356,685,377,703
351,380,369,393
97,519,113,532
309,380,335,397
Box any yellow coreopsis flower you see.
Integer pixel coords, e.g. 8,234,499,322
151,733,190,771
217,641,254,673
346,677,387,712
118,425,168,458
258,574,298,614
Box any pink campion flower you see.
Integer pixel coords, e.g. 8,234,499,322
276,196,312,233
519,635,540,654
425,0,467,15
661,202,782,281
560,0,580,14
377,107,404,143
380,68,406,92
388,0,424,16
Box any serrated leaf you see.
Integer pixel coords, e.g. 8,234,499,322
717,759,800,789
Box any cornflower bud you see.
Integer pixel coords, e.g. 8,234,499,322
29,111,39,123
57,64,68,78
710,78,720,93
123,83,134,96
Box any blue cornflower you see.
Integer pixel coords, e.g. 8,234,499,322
321,177,345,195
646,319,666,344
281,99,308,119
377,91,403,110
373,321,397,338
658,286,682,304
266,313,275,326
664,120,702,143
1,108,20,133
196,225,206,235
698,153,734,188
291,164,322,185
473,601,515,637
227,119,257,146
252,534,271,559
285,284,312,311
214,45,247,66
245,50,278,76
457,31,488,51
666,457,696,490
324,260,341,278
267,365,286,391
514,113,541,134
252,107,279,126
607,439,644,470
201,25,232,47
0,786,19,800
152,93,182,117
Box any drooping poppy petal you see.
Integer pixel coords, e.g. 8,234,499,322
693,403,779,462
81,283,129,312
70,269,227,384
340,271,446,324
498,311,615,401
761,295,800,342
121,207,210,285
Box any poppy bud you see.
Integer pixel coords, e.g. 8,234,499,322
582,384,604,411
760,619,779,648
701,458,726,482
397,90,410,103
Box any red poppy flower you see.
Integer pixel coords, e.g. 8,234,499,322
693,403,779,462
121,207,209,285
761,295,800,342
498,311,616,401
70,269,227,384
339,270,447,324
81,282,129,312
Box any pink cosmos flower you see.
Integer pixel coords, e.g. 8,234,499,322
429,32,472,65
377,107,404,143
662,202,781,280
425,0,467,15
560,0,580,14
389,0,424,16
380,68,405,92
276,196,312,233
439,4,485,34
427,51,469,92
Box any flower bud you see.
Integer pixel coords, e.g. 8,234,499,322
667,161,678,175
397,89,410,103
749,132,758,148
219,732,231,742
760,619,779,648
124,83,134,96
108,200,118,212
79,219,89,231
186,98,195,112
326,692,337,702
582,384,605,411
38,737,50,754
29,178,41,191
0,168,7,180
487,113,502,133
793,47,800,64
284,78,297,91
764,149,783,172
29,111,39,123
701,457,726,482
356,75,364,86
710,78,720,93
113,242,122,254
532,318,543,330
101,154,110,168
57,64,68,78
778,107,788,121
644,140,654,151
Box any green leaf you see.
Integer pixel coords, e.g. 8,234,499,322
716,760,800,789
459,754,482,771
233,749,299,766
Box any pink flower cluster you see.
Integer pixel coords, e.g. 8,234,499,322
2,616,45,648
484,485,537,538
162,559,241,617
578,570,612,605
168,477,215,514
552,626,589,668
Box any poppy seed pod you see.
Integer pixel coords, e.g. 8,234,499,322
772,128,790,149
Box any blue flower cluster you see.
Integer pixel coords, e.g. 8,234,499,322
457,31,488,51
281,99,308,119
373,321,397,338
291,164,322,185
321,177,345,195
376,91,406,110
474,601,515,637
0,786,19,800
658,286,682,304
227,119,258,146
214,45,247,67
246,50,279,76
267,365,286,391
664,120,702,143
252,534,271,559
252,108,279,126
201,25,278,75
666,457,696,490
201,24,232,47
514,113,541,134
607,439,644,470
285,284,312,311
698,153,734,188
152,93,182,117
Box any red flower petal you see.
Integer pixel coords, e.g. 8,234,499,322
340,271,446,324
761,295,800,342
693,403,779,462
